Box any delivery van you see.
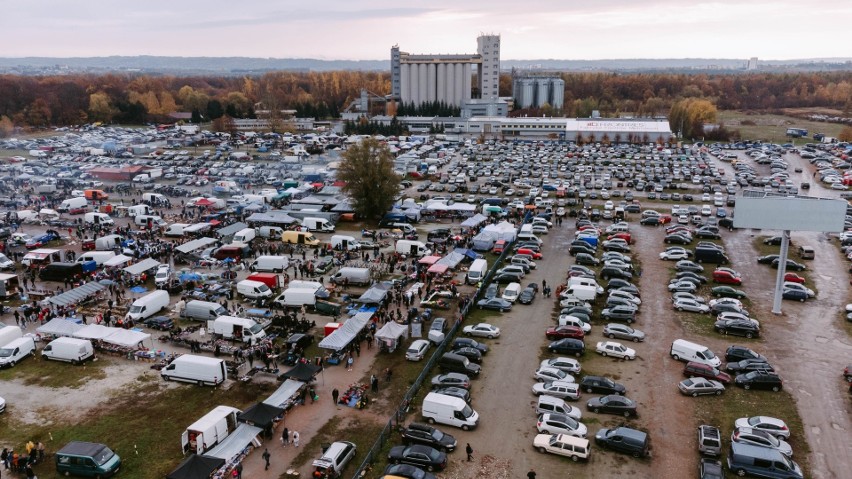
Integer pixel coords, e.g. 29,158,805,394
396,240,431,257
181,300,227,321
232,228,256,245
330,267,371,286
330,235,361,251
127,204,152,217
561,284,597,301
258,226,284,239
246,273,280,290
95,234,125,251
422,392,479,430
76,251,116,266
281,230,321,246
55,441,121,478
84,189,109,201
39,262,83,282
567,277,604,295
126,290,170,322
236,279,272,299
84,212,114,226
161,354,227,386
57,197,88,213
670,339,721,367
42,337,94,364
302,217,335,232
0,336,36,368
249,255,289,273
466,258,488,285
207,316,267,344
273,288,318,309
0,325,24,355
134,214,167,229
182,405,241,454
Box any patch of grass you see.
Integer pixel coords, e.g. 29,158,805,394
291,415,344,468
693,387,812,477
718,110,845,144
0,378,276,479
290,415,387,479
0,355,110,389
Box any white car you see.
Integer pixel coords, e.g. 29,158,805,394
734,416,791,439
0,396,5,413
830,182,848,191
463,323,500,339
405,339,431,361
534,366,574,383
595,341,636,360
532,380,580,400
537,413,588,438
709,297,742,309
558,315,592,333
539,357,581,374
154,264,171,286
533,434,588,461
556,207,566,217
659,247,692,260
673,298,710,314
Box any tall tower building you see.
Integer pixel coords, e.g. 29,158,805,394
747,57,759,71
391,45,402,98
477,34,501,100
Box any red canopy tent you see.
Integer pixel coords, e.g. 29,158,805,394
418,255,441,265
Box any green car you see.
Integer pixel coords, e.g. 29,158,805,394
56,442,121,478
711,286,747,299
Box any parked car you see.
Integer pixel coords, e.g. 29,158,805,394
546,325,585,340
532,381,581,401
540,357,581,374
712,268,742,285
699,458,724,479
586,395,637,417
725,345,766,363
533,367,574,383
387,445,447,472
430,373,471,390
602,323,645,342
601,305,637,323
537,413,587,438
714,319,760,338
382,464,436,479
674,298,710,313
684,361,733,384
735,370,783,391
734,416,790,439
731,427,793,457
711,286,747,299
399,423,457,452
678,377,725,397
476,298,512,312
548,338,585,357
452,338,488,355
595,341,636,360
782,289,810,302
579,376,625,395
462,323,501,338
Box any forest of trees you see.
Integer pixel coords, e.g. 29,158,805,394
0,71,850,137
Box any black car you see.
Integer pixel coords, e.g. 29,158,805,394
714,319,759,338
664,234,692,245
699,458,724,479
382,464,436,479
710,303,748,316
756,255,779,265
782,289,809,302
574,253,600,266
676,271,708,284
492,272,523,284
763,236,783,245
144,315,174,330
696,228,721,239
452,338,488,355
569,244,596,256
771,259,806,271
561,305,593,317
640,216,661,226
518,287,537,304
387,444,447,472
600,266,632,281
579,375,626,395
451,346,483,363
586,395,637,417
548,338,585,357
725,359,773,374
675,260,704,273
606,278,636,291
400,423,458,452
725,345,766,363
734,370,783,392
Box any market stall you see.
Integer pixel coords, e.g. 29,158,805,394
317,311,372,351
166,454,225,479
238,403,285,438
263,379,305,411
204,423,262,477
36,317,85,339
47,282,108,307
374,321,408,353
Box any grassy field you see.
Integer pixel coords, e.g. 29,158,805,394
0,378,276,479
719,110,845,144
0,355,109,388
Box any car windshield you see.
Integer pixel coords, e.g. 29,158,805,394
0,348,12,357
602,378,614,387
702,349,717,360
93,447,115,466
430,429,444,440
249,323,263,334
460,404,474,418
129,305,143,314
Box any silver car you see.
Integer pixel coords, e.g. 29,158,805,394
602,323,645,342
678,377,725,397
731,427,793,457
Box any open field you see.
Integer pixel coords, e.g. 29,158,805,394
719,110,846,144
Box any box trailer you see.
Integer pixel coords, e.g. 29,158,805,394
181,405,241,455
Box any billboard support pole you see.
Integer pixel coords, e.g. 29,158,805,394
772,230,790,315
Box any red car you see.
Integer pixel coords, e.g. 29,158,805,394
81,239,96,251
784,273,805,284
712,269,742,285
492,240,506,254
684,361,732,384
607,233,632,244
68,206,87,215
659,214,673,224
516,248,543,260
545,325,585,341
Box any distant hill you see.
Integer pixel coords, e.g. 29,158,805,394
0,56,850,75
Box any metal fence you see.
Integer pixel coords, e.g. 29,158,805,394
350,235,517,478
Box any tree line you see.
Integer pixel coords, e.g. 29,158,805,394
0,71,850,137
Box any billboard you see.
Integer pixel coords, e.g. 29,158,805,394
733,196,846,232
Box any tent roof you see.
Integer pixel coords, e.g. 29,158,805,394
215,222,248,237
374,321,408,340
418,255,441,265
73,324,115,340
176,237,218,254
238,402,285,429
263,379,305,408
435,251,466,269
245,211,299,225
103,254,133,268
318,311,373,350
102,328,150,348
37,317,84,337
123,258,161,276
427,263,449,274
205,423,262,461
279,362,322,381
166,454,225,479
461,213,487,227
47,282,107,307
356,284,390,305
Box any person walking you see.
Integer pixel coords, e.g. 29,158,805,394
371,374,379,393
332,388,339,407
292,431,300,447
346,355,354,371
466,443,473,461
262,448,271,470
527,469,536,479
282,428,289,447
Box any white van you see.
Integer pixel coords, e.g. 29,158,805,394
0,336,36,367
396,240,431,257
42,337,94,364
422,392,479,430
567,277,604,295
258,226,284,239
502,282,522,303
330,267,371,286
516,232,542,245
302,217,335,233
561,285,597,302
670,339,721,367
57,197,87,213
160,354,227,386
84,212,114,226
232,228,256,245
127,204,152,217
0,324,23,349
76,251,116,266
236,279,272,299
126,290,170,322
390,223,416,235
466,258,488,285
330,235,361,251
134,215,167,229
181,300,227,321
208,316,266,343
273,288,318,309
164,223,190,237
249,255,289,273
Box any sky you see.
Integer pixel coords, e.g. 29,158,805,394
1,0,850,60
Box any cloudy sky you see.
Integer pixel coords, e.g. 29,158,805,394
2,0,849,60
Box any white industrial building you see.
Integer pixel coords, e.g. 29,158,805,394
512,75,565,110
391,34,502,108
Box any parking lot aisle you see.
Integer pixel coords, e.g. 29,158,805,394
629,224,695,478
238,344,383,478
723,227,852,479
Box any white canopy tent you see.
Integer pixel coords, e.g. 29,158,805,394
263,379,305,409
123,258,161,276
374,322,408,351
461,213,488,228
482,221,518,241
102,329,150,348
318,311,372,351
103,254,133,268
204,423,262,462
37,318,84,337
73,324,115,340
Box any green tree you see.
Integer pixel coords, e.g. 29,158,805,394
337,138,401,221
